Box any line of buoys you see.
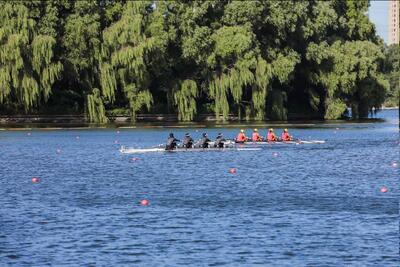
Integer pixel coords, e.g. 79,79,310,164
140,199,149,206
31,177,40,183
229,168,237,174
380,186,388,193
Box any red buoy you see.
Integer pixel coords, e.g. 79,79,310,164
229,168,237,174
380,187,388,193
31,177,39,183
140,199,149,206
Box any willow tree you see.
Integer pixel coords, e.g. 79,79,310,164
98,1,172,122
0,3,62,111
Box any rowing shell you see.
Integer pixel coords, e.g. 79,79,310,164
212,140,326,146
120,146,261,154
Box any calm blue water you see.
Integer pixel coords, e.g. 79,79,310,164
0,110,398,266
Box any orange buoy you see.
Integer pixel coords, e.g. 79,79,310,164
31,177,39,183
229,168,237,174
380,187,388,193
140,199,149,206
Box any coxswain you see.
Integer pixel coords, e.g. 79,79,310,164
198,133,211,148
236,129,247,143
214,133,226,148
182,133,194,148
251,128,262,142
165,133,180,150
281,128,293,141
267,128,278,142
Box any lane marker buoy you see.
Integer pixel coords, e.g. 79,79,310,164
380,187,388,193
229,168,237,174
140,199,149,206
31,177,40,183
272,152,278,157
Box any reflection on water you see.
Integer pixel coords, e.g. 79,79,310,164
0,110,398,266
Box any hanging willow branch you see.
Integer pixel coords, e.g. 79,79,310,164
174,79,198,121
87,88,108,123
252,58,271,120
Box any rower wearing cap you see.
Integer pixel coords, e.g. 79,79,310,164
267,128,278,142
214,133,226,148
182,133,194,148
281,128,293,141
165,133,180,150
252,128,262,142
236,129,247,143
198,133,211,148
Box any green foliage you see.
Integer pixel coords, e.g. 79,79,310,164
0,1,392,122
383,44,400,107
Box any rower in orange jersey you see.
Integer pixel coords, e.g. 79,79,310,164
251,128,262,142
267,128,278,142
236,129,248,143
281,128,293,141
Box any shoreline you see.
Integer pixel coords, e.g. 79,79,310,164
0,109,396,130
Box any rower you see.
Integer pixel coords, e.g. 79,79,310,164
236,129,247,143
182,133,194,148
281,128,293,141
165,133,180,150
252,128,262,142
267,128,278,142
198,133,211,148
214,133,225,148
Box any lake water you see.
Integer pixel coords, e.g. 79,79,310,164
0,110,398,266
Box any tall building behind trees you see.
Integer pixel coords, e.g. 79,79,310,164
388,0,399,45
